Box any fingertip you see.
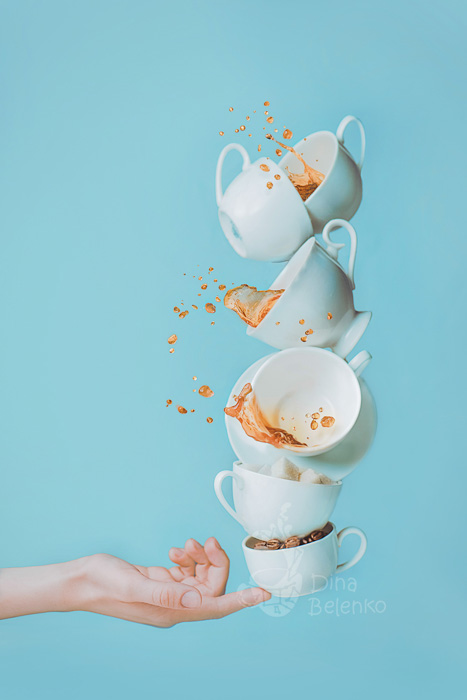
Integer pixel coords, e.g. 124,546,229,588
241,587,271,607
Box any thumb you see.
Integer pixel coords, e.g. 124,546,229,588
129,576,202,610
201,587,271,620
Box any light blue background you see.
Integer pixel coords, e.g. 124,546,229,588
1,1,466,697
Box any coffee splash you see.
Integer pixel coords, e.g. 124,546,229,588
266,133,324,201
224,284,284,328
224,383,306,449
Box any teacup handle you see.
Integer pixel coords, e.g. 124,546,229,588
348,350,372,377
322,219,358,290
336,115,365,171
215,143,251,206
336,526,367,572
214,470,245,527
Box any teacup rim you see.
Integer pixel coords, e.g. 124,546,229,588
242,522,336,553
250,347,362,457
233,460,343,487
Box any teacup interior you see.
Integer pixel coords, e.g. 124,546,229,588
279,132,337,186
252,349,360,453
219,211,247,257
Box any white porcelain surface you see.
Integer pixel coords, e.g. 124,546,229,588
279,115,365,233
247,219,371,357
216,143,313,262
249,347,371,457
214,461,342,539
242,523,367,597
225,355,377,481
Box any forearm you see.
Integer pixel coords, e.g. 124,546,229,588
0,558,89,619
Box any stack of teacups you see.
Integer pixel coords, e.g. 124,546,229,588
214,116,373,597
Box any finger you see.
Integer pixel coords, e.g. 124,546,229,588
193,588,271,621
128,574,202,610
185,538,210,566
204,537,230,569
202,538,230,595
168,547,196,576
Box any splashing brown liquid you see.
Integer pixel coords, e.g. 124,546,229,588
224,383,306,449
224,284,284,328
266,133,324,201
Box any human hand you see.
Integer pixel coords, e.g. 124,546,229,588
77,537,270,627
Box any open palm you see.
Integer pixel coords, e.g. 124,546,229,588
82,537,269,627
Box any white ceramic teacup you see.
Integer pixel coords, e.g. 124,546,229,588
247,219,371,358
215,143,313,262
242,523,367,597
214,461,342,539
250,347,371,456
279,115,365,233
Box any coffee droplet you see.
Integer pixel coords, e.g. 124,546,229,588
229,107,234,112
219,131,224,136
283,129,293,139
169,348,174,354
305,328,313,335
193,376,197,380
321,416,335,428
300,336,307,342
311,420,318,430
264,111,269,115
168,334,177,345
264,101,270,106
174,306,180,313
246,115,250,121
274,174,281,180
219,284,226,290
166,399,172,406
215,296,221,302
199,385,214,398
192,304,198,310
205,303,216,313
312,413,320,419
327,312,333,320
179,310,189,319
276,149,282,156
260,164,270,172
240,125,246,131
266,133,273,140
207,417,213,423
235,129,239,133
266,182,273,189
178,406,188,414
258,145,262,152
275,321,280,325
266,116,274,123
299,319,305,325
201,284,207,290
190,409,195,413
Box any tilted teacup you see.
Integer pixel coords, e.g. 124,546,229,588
214,461,342,539
216,143,313,262
247,219,371,358
242,523,367,597
250,347,372,457
279,115,365,233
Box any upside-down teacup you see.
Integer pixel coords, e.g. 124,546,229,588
247,219,371,358
215,143,313,262
279,115,365,233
